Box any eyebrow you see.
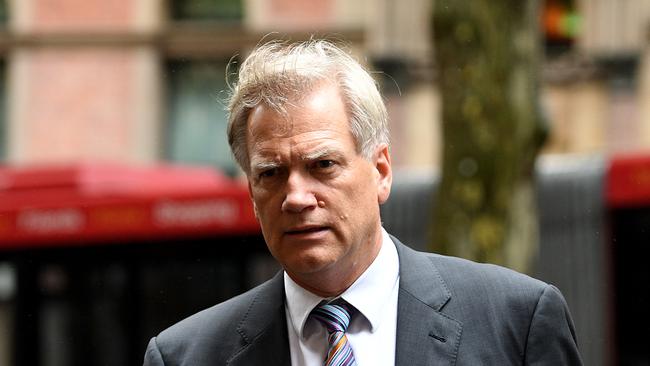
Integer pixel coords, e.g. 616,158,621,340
250,158,281,173
249,146,344,173
299,147,342,162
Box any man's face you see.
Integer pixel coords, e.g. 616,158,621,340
245,82,392,295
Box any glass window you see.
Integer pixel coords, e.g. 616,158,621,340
164,60,238,175
0,1,7,23
0,62,5,161
171,0,242,22
0,0,6,160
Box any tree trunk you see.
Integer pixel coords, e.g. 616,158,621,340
431,0,547,273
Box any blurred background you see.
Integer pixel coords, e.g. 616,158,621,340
0,0,649,365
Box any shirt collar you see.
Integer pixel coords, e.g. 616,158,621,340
284,228,400,338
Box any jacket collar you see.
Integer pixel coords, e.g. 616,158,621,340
227,271,291,366
393,236,463,366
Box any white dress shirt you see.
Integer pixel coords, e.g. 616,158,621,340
284,228,400,366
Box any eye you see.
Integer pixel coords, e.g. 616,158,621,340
258,168,278,179
315,160,336,169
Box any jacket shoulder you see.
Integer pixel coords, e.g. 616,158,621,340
150,274,283,365
425,252,547,302
420,252,580,363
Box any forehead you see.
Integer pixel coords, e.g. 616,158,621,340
245,83,354,153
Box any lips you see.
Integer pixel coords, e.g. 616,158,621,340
285,225,329,236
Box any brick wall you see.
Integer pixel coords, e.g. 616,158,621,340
7,0,161,164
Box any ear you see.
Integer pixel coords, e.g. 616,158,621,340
374,144,392,204
247,180,259,219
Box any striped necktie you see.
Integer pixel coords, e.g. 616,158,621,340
310,302,357,366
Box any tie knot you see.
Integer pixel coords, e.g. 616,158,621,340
310,302,353,334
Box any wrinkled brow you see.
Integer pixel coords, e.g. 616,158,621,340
250,146,344,173
250,159,281,173
299,147,343,162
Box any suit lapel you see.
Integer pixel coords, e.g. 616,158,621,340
224,238,463,366
393,237,463,366
227,272,291,366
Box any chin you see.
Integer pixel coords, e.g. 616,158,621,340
283,251,338,276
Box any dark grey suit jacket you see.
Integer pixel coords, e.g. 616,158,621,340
144,237,582,365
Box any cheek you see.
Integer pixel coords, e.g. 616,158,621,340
252,191,284,230
350,172,378,202
331,183,375,224
345,175,381,220
251,187,276,211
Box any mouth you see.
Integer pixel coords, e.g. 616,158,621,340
285,225,329,236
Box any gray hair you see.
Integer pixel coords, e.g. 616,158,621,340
226,39,389,173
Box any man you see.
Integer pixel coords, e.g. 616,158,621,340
144,40,582,365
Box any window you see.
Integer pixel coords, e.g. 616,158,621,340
0,62,5,161
163,1,244,174
0,0,6,22
171,0,242,22
0,0,7,160
164,60,238,175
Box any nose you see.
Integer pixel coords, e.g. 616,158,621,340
281,171,318,213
